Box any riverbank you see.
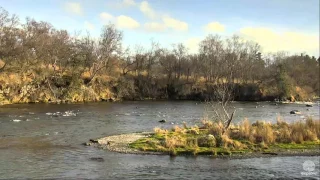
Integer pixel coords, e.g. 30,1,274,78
0,71,318,106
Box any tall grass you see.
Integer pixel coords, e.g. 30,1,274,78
228,117,319,144
152,117,320,153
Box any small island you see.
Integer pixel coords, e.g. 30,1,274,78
93,117,320,158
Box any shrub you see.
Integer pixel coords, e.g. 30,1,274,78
197,135,216,147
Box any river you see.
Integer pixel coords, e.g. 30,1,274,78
0,101,319,179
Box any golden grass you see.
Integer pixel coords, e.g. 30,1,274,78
172,125,186,134
227,117,320,145
130,117,320,156
154,127,168,135
165,135,186,149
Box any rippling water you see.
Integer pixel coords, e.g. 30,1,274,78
0,101,319,179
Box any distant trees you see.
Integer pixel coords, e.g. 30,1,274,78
0,6,319,103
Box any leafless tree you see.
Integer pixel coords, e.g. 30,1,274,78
87,24,122,84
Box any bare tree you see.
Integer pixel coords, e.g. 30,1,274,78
0,7,20,72
87,24,122,84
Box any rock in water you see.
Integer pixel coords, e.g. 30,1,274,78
89,139,99,143
290,110,301,115
306,104,313,107
89,157,104,162
159,119,166,123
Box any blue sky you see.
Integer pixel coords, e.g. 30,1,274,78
0,0,319,56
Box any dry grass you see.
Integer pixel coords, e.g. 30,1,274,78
164,135,186,149
172,125,186,134
154,127,168,135
208,117,320,145
254,122,275,144
208,121,224,137
147,117,320,156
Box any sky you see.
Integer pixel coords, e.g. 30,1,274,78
0,0,319,56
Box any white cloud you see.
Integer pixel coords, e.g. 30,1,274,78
84,21,95,31
100,12,140,29
185,38,201,54
144,22,167,32
123,0,136,7
116,15,140,29
100,12,114,22
240,27,319,55
64,2,83,15
204,22,225,33
139,1,156,19
137,1,188,32
162,16,188,32
107,0,136,9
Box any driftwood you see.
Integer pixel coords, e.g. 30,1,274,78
222,110,236,134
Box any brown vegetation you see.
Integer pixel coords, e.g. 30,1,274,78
130,117,320,155
0,7,319,105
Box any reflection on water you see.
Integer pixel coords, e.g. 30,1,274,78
0,101,319,179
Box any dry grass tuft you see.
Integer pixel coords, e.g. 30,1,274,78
239,118,251,139
254,122,275,144
165,135,186,149
208,121,224,137
172,125,185,134
154,127,168,135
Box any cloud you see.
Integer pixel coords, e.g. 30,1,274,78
185,38,201,54
116,15,140,29
84,21,95,31
108,0,136,9
100,12,114,23
64,2,83,15
123,0,136,7
139,1,156,19
204,22,225,33
143,16,189,32
100,12,140,29
239,27,319,55
137,1,188,32
144,22,167,32
162,16,188,32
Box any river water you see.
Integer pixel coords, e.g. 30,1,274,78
0,101,319,179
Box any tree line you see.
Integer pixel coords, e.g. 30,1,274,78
0,7,319,104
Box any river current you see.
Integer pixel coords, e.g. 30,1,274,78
0,101,319,179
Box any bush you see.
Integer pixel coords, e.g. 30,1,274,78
197,135,216,147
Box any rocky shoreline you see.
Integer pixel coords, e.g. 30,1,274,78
86,132,163,155
86,132,320,159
